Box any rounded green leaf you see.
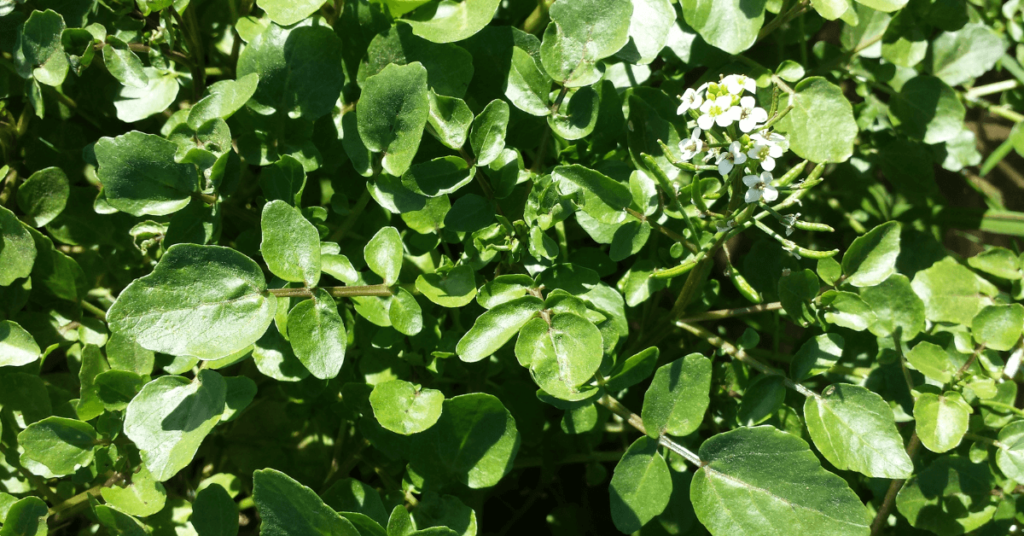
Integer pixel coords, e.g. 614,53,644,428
14,10,68,86
906,341,955,384
681,0,766,55
253,468,359,536
360,24,474,99
102,36,148,89
641,353,711,437
790,333,844,381
258,0,327,26
457,296,543,363
738,375,786,426
407,393,520,489
401,156,475,197
370,379,445,435
616,0,676,65
889,75,965,145
841,221,901,287
124,370,227,482
505,47,551,116
358,62,430,177
236,21,344,121
261,200,321,286
191,484,239,536
539,0,633,87
113,68,180,123
547,85,600,141
16,167,68,228
187,73,261,129
895,456,996,536
914,392,971,454
692,426,870,536
995,421,1024,483
775,77,858,164
0,321,40,368
860,274,925,338
415,264,477,308
971,304,1024,352
0,497,48,536
364,226,403,286
17,417,97,476
553,165,632,225
469,99,509,167
108,244,276,360
911,257,997,325
804,383,913,478
94,131,199,217
608,436,672,534
967,247,1022,281
387,287,423,337
287,289,347,380
100,466,167,517
427,92,475,149
930,23,1004,87
0,206,36,286
401,0,502,44
855,0,907,11
95,370,147,411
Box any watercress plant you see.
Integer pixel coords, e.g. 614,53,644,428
1,0,1023,535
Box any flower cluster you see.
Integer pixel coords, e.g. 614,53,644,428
676,74,791,204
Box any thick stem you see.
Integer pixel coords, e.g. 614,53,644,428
756,0,809,42
597,395,702,467
268,285,393,298
0,168,18,206
978,400,1024,417
869,432,921,536
893,330,915,394
965,79,1021,99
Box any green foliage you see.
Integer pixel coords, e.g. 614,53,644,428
0,1,1022,535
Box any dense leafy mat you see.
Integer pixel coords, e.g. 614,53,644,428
1,0,1024,535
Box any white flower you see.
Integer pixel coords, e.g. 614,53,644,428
736,96,768,133
747,142,784,171
782,212,800,236
677,128,705,161
743,171,778,203
677,88,704,115
703,146,721,164
698,95,739,130
723,74,756,95
752,130,789,152
716,141,747,176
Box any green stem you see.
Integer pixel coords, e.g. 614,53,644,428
237,496,255,511
676,320,818,398
893,330,915,395
81,300,108,321
756,0,809,42
869,432,921,536
597,395,702,466
963,432,1007,449
978,400,1024,417
268,285,393,298
521,0,555,35
554,220,569,260
965,79,1021,99
676,302,783,323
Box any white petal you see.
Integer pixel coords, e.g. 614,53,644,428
716,95,733,108
716,113,734,127
740,96,755,109
697,114,714,130
719,160,733,176
743,79,756,93
739,118,756,133
762,185,779,202
747,146,762,159
760,171,774,182
734,153,747,165
677,103,690,115
769,145,784,158
699,100,713,113
761,157,776,171
690,127,703,141
745,188,762,203
751,108,768,123
742,175,761,188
